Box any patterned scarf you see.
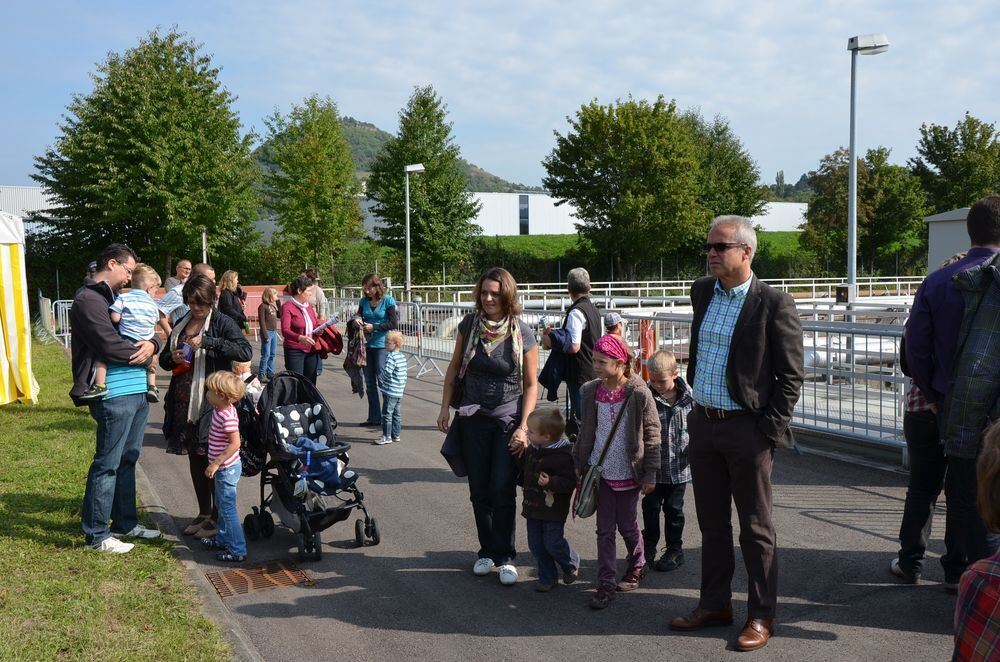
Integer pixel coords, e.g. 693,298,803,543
458,313,523,381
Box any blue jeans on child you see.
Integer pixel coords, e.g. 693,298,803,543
214,460,247,557
260,333,277,378
526,518,579,586
82,393,149,545
381,395,401,439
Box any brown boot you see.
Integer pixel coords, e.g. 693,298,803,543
669,605,734,631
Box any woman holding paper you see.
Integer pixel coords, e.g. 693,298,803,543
281,274,321,384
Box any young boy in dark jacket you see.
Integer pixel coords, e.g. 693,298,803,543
520,408,580,592
641,350,694,572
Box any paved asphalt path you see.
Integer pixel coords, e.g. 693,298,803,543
138,353,955,662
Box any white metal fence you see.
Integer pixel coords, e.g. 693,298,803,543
51,294,910,450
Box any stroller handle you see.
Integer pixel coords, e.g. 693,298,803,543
274,438,351,462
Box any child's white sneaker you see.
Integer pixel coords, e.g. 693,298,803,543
374,436,393,445
88,536,134,554
498,564,518,586
391,436,401,443
472,558,495,576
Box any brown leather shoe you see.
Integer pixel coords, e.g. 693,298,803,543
736,618,775,651
669,606,734,631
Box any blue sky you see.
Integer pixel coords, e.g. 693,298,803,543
2,1,997,189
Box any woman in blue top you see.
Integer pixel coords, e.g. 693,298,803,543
357,273,398,426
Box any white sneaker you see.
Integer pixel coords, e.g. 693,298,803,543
498,564,519,586
374,436,393,445
472,558,495,576
392,436,401,443
88,536,134,554
122,525,162,540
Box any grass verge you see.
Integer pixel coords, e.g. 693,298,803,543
0,341,229,660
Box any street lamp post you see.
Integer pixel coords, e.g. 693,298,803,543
404,163,425,301
846,33,889,302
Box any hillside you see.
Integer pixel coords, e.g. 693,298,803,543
340,116,544,192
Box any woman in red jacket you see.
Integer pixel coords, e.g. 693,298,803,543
281,275,320,384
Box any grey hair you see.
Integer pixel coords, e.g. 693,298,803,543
710,215,757,260
567,267,591,295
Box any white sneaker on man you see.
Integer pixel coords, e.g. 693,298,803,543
88,536,134,554
121,525,162,540
374,436,393,446
473,558,495,576
498,564,519,586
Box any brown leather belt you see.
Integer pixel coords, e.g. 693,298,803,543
695,403,752,420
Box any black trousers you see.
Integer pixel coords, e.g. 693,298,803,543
897,410,947,575
641,482,687,553
942,455,993,582
458,413,518,565
688,408,777,619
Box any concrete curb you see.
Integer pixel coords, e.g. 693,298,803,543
136,462,264,662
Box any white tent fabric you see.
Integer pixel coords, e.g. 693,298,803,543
0,211,39,405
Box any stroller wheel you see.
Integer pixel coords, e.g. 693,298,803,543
354,519,365,548
243,513,261,541
369,517,381,546
312,530,323,560
260,511,275,539
296,533,307,562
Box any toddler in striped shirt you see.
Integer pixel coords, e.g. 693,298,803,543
375,330,407,445
200,371,248,562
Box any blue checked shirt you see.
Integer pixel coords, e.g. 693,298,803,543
692,276,752,411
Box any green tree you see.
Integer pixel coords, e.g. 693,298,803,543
262,95,362,267
366,85,481,281
910,113,1000,213
681,110,768,220
32,28,259,274
801,147,927,275
542,96,703,280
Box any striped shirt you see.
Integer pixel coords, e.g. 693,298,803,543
105,364,147,399
110,289,160,341
692,276,752,411
378,350,408,398
157,284,188,324
208,404,241,468
953,550,1000,662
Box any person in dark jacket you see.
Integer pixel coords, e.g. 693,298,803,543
160,274,252,539
519,408,579,592
217,270,247,328
72,243,162,553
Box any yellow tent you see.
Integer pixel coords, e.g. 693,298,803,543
0,211,39,405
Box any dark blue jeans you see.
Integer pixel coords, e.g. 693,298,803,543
82,393,149,545
567,381,582,422
284,347,319,384
458,413,517,565
526,518,579,585
642,481,688,553
942,455,993,582
897,410,947,575
363,346,387,424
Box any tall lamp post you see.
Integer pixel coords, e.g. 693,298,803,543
846,33,889,302
404,163,425,301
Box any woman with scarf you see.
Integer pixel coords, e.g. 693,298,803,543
159,274,252,538
281,275,321,384
437,267,539,587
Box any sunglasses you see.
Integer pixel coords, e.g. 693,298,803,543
703,242,748,254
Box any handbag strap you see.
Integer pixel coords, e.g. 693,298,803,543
594,391,632,469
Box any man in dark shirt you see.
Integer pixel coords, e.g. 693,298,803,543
905,197,1000,588
71,243,162,553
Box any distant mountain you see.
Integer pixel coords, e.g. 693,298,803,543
340,116,544,193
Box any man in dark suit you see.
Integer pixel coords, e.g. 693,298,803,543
669,216,804,651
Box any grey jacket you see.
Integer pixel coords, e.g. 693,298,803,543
572,374,662,485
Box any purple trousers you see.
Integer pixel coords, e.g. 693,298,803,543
595,479,645,587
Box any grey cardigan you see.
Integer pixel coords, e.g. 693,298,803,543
572,374,662,485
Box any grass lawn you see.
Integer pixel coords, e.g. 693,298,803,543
487,234,587,260
0,341,229,660
758,230,802,257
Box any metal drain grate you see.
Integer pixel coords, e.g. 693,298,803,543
206,561,311,598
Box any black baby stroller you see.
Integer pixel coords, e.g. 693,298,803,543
243,371,380,561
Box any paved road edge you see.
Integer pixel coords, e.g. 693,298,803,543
136,461,264,662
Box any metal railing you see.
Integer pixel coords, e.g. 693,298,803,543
51,293,910,451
